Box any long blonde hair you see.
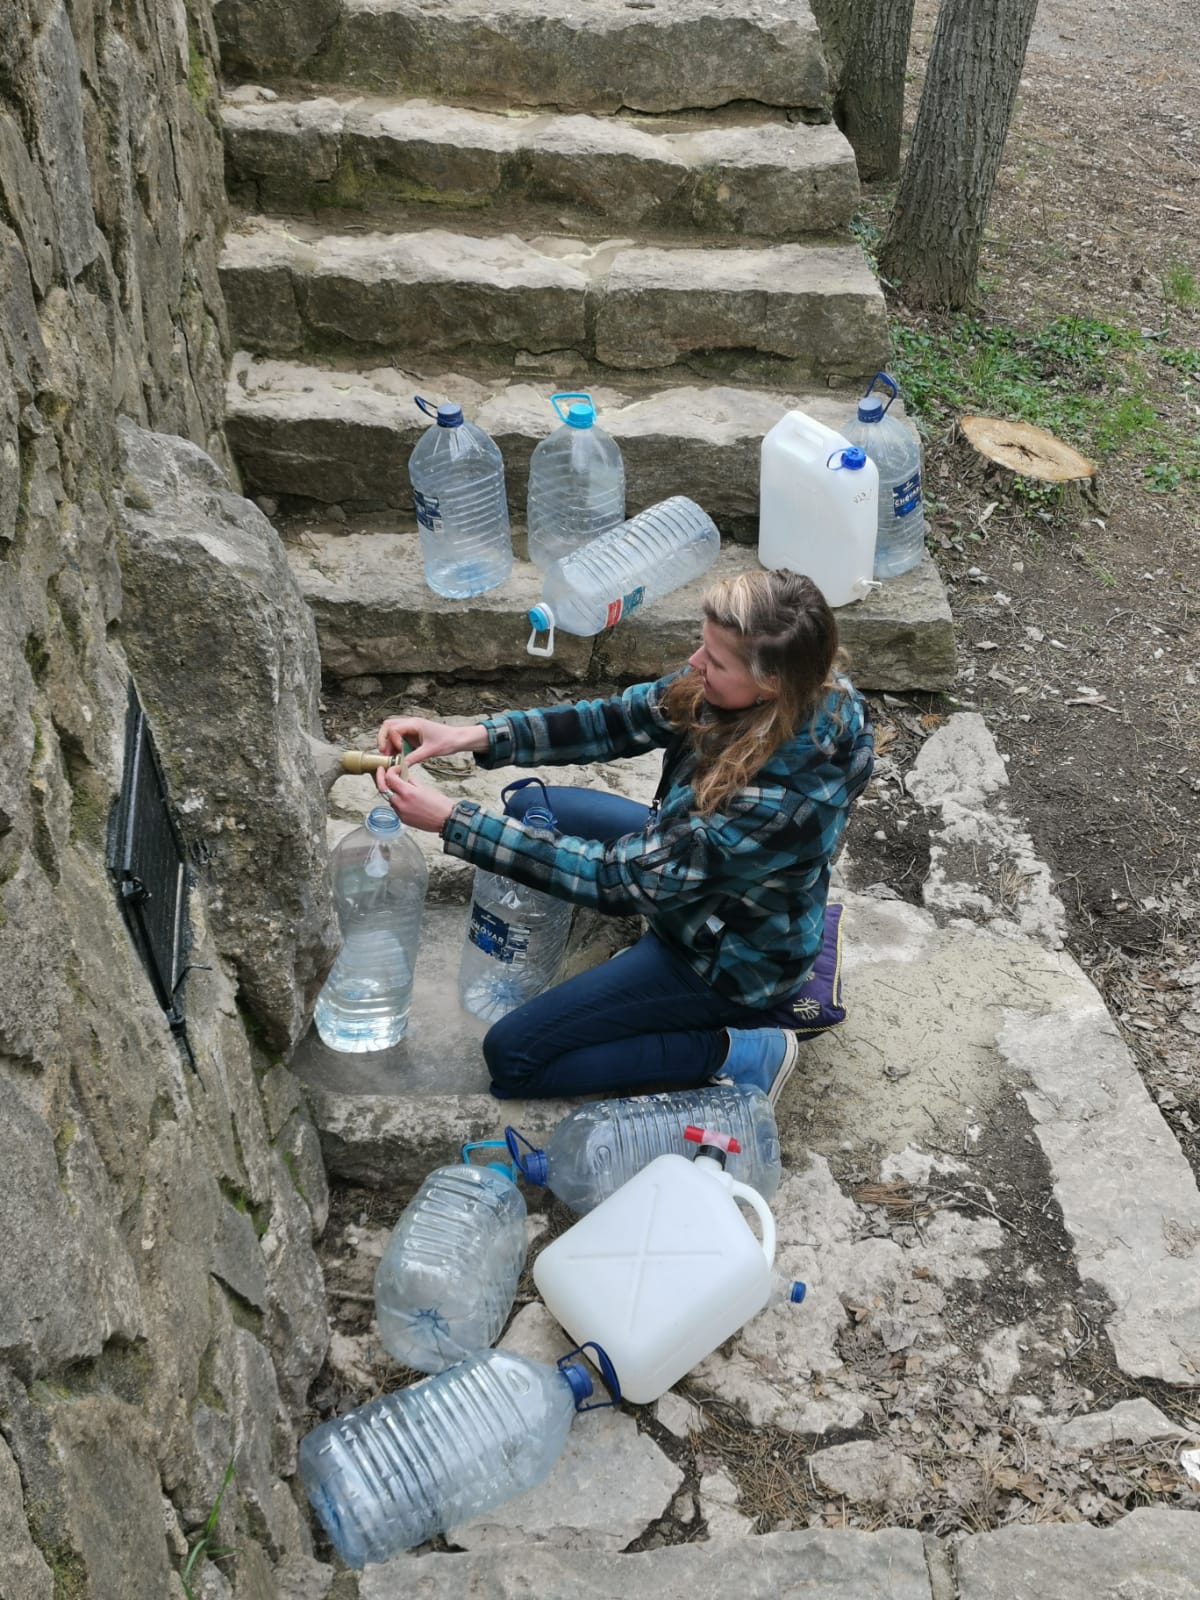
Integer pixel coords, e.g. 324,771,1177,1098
662,569,848,814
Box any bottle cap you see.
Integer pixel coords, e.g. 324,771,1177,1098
840,445,867,470
436,403,464,427
856,395,885,423
560,1362,594,1406
528,605,551,631
365,804,402,833
504,1126,549,1186
789,1280,807,1304
565,402,594,429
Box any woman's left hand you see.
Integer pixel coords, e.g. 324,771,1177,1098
377,768,455,833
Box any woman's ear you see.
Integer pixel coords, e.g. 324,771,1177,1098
756,676,780,704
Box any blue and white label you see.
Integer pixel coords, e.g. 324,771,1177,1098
468,904,530,965
413,488,442,534
892,472,922,518
604,586,645,628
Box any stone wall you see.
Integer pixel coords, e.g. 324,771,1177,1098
0,1,339,1594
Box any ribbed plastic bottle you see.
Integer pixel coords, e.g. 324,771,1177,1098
526,392,626,570
299,1348,610,1568
505,1084,783,1214
408,395,513,598
527,495,721,656
840,372,926,579
458,782,572,1022
373,1143,527,1373
313,804,428,1052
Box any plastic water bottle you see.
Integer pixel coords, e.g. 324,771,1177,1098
527,495,721,656
458,781,572,1022
408,395,513,598
373,1143,526,1373
527,392,626,570
313,804,428,1052
299,1347,612,1568
758,409,879,606
840,372,925,579
505,1084,782,1214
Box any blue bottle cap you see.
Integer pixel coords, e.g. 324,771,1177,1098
856,395,885,423
436,403,463,427
560,1362,594,1406
790,1280,807,1304
528,605,551,631
365,804,401,833
565,402,594,429
504,1126,549,1185
841,445,867,470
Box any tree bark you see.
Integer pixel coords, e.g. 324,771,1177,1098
809,0,916,182
879,0,1040,310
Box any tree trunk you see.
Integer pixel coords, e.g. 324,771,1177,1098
879,0,1040,310
809,0,915,182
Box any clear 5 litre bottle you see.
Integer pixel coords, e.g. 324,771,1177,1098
408,395,513,598
299,1348,610,1568
840,372,925,579
373,1144,526,1372
313,804,428,1052
505,1083,783,1214
526,391,626,570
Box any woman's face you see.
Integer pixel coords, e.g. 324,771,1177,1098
688,620,773,711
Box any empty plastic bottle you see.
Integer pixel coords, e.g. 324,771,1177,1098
299,1346,614,1568
458,780,572,1022
840,372,926,579
527,495,720,656
505,1084,783,1214
373,1142,527,1373
527,392,626,570
408,395,513,598
313,804,428,1053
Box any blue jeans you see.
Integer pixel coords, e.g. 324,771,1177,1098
484,785,776,1099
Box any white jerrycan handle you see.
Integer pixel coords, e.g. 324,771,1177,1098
728,1178,776,1267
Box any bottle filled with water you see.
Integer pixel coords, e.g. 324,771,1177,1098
526,495,721,657
313,804,428,1052
527,392,626,570
505,1083,782,1214
408,395,513,598
299,1347,611,1568
374,1143,527,1373
840,372,925,579
458,780,572,1022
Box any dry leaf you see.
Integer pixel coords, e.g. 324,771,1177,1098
919,713,944,730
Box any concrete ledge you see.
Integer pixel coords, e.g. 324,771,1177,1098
222,95,860,239
287,529,955,691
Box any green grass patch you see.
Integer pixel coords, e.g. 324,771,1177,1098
1162,260,1199,309
890,313,1200,497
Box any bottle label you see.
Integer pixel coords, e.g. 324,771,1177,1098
468,903,530,964
604,586,645,628
892,472,922,518
413,488,442,533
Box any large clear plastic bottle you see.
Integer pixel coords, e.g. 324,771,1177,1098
313,804,428,1052
373,1145,527,1373
505,1084,782,1214
408,395,513,598
526,391,626,570
526,495,721,657
458,784,572,1022
840,372,926,579
298,1348,601,1568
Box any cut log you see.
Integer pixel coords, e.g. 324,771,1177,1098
959,414,1096,482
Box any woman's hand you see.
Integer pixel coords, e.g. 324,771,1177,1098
376,768,456,833
376,715,488,768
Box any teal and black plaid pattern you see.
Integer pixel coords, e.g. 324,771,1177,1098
441,675,874,1011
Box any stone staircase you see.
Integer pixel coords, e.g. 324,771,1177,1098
214,0,955,691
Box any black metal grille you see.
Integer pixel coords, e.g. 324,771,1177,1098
108,682,190,1041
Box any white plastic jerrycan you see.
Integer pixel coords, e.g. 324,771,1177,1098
758,408,879,607
532,1126,776,1404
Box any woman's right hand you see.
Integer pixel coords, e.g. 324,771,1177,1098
376,716,487,767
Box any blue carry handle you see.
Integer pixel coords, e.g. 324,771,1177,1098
559,1343,621,1410
861,371,899,416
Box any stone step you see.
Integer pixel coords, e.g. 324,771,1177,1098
217,0,830,120
222,93,860,241
284,524,955,690
227,354,863,538
219,218,888,384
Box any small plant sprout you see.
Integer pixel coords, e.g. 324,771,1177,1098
180,1459,237,1599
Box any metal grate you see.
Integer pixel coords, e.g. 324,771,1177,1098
108,682,191,1044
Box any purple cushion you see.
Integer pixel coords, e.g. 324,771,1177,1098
764,902,846,1034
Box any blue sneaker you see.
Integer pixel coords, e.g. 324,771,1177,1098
714,1027,801,1107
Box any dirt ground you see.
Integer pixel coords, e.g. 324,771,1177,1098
859,0,1200,1172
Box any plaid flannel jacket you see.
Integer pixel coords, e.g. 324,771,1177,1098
440,674,874,1009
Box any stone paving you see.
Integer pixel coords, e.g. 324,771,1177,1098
295,711,1200,1594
